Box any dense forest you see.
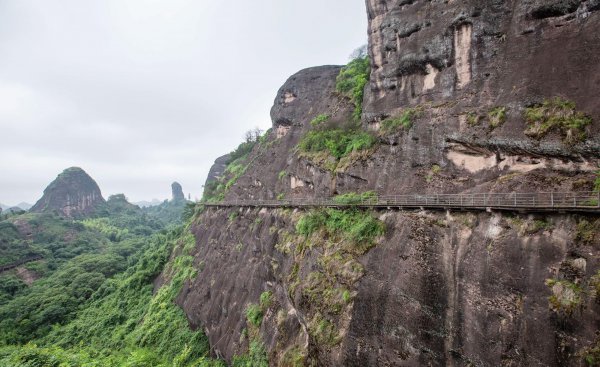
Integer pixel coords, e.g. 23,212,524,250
0,194,241,366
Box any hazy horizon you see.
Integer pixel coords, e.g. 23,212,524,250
0,0,367,205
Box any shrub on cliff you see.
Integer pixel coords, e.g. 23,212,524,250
296,209,384,245
380,107,423,133
333,191,378,205
524,97,592,145
298,128,376,160
336,53,370,121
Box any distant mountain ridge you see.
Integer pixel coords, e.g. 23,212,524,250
133,199,163,208
0,203,32,211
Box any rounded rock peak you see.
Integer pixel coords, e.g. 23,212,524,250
30,166,105,217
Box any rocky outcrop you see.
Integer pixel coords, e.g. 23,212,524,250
204,154,231,189
171,182,185,202
30,167,105,218
270,66,346,129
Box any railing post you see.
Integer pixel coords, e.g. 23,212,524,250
514,192,516,206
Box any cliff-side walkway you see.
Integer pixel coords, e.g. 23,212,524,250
202,192,600,213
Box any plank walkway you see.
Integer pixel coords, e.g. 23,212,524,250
203,192,600,213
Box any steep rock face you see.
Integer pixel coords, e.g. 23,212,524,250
270,65,347,129
364,0,600,130
184,207,600,366
30,167,105,218
177,2,600,366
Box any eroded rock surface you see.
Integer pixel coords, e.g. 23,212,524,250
30,167,105,218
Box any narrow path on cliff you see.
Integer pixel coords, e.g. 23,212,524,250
202,191,600,213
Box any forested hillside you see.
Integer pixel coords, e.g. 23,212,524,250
0,187,226,366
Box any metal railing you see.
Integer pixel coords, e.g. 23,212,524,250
201,192,600,212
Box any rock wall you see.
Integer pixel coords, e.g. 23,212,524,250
178,1,600,365
364,0,600,127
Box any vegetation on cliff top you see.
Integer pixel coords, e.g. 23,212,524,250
336,47,370,121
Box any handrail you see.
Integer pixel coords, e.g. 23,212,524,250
201,191,600,212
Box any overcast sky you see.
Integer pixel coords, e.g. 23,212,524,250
0,0,367,205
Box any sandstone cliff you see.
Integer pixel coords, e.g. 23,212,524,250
175,1,600,366
30,167,105,218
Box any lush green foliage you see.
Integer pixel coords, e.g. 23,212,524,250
245,304,263,327
336,56,370,120
229,140,257,163
524,97,592,144
333,191,378,205
0,227,217,366
144,199,190,227
0,213,107,270
0,194,163,338
298,128,376,160
0,191,216,366
0,250,131,343
310,114,330,127
259,291,272,309
380,107,422,132
296,209,385,244
231,341,268,367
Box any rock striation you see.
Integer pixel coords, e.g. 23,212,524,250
363,0,600,134
30,167,105,218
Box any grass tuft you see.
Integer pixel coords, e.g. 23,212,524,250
524,97,591,144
